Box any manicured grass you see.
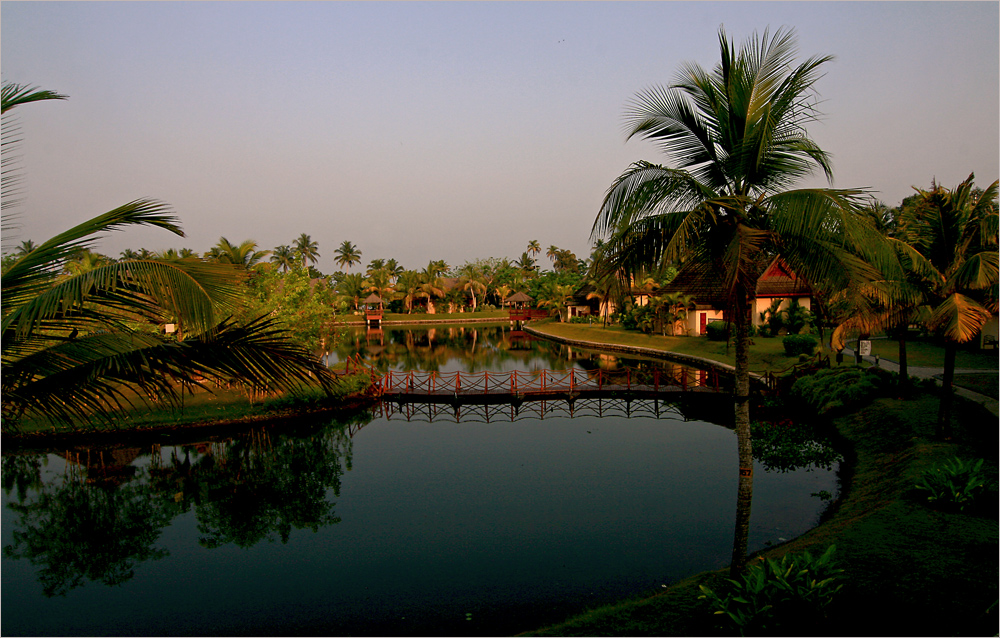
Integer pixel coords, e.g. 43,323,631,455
866,337,998,369
532,322,824,373
523,392,998,637
8,373,376,436
953,372,1000,399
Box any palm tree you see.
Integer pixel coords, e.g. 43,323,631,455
456,263,487,311
366,258,386,275
592,27,881,575
537,283,575,322
546,245,560,265
270,245,296,273
419,262,447,313
895,175,996,433
515,252,536,274
335,272,367,311
15,240,37,256
495,284,513,308
333,241,362,272
395,270,423,313
208,237,269,269
63,249,111,276
385,258,404,284
527,240,541,258
293,233,320,269
1,83,335,430
2,203,336,429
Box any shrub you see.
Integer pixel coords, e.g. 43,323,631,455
698,546,844,635
783,334,817,356
705,321,730,341
915,456,991,512
789,367,888,414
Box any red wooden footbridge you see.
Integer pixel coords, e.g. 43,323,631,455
338,355,728,404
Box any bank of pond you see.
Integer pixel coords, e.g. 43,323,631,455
1,325,995,636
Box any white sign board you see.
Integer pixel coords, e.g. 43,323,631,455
859,340,871,356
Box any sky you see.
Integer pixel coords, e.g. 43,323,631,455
2,2,998,274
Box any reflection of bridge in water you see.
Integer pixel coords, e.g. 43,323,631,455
377,366,726,403
378,396,696,424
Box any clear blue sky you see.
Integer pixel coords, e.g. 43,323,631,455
3,2,998,273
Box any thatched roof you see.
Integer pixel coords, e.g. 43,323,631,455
363,293,383,304
505,291,533,304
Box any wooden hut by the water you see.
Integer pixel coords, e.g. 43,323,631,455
363,293,384,328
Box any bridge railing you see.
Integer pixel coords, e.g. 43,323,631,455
379,366,724,395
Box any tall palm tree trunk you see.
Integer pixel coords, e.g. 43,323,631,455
937,341,957,438
730,299,754,577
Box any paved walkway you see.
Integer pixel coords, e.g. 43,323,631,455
840,345,999,418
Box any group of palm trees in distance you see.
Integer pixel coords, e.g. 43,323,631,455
8,228,592,319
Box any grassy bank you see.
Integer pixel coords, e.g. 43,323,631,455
530,322,825,374
5,372,377,439
523,390,998,636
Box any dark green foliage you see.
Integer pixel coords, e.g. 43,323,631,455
915,456,991,512
706,321,730,341
698,546,844,635
789,367,888,414
782,334,817,357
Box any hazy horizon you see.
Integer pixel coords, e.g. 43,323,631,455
2,2,998,273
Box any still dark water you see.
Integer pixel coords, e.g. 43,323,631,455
2,325,838,636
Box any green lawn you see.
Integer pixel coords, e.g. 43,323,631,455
531,322,827,374
524,392,998,637
953,373,1000,399
866,337,998,369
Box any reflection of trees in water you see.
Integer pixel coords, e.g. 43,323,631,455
3,478,173,597
2,418,359,596
340,325,584,373
2,454,45,503
185,427,351,548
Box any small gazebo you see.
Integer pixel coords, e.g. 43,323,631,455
505,291,534,322
363,293,384,328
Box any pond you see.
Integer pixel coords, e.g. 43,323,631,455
1,324,839,636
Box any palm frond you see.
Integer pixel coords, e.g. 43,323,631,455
3,316,337,427
1,83,68,114
925,293,994,343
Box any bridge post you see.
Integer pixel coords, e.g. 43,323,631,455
570,369,575,392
